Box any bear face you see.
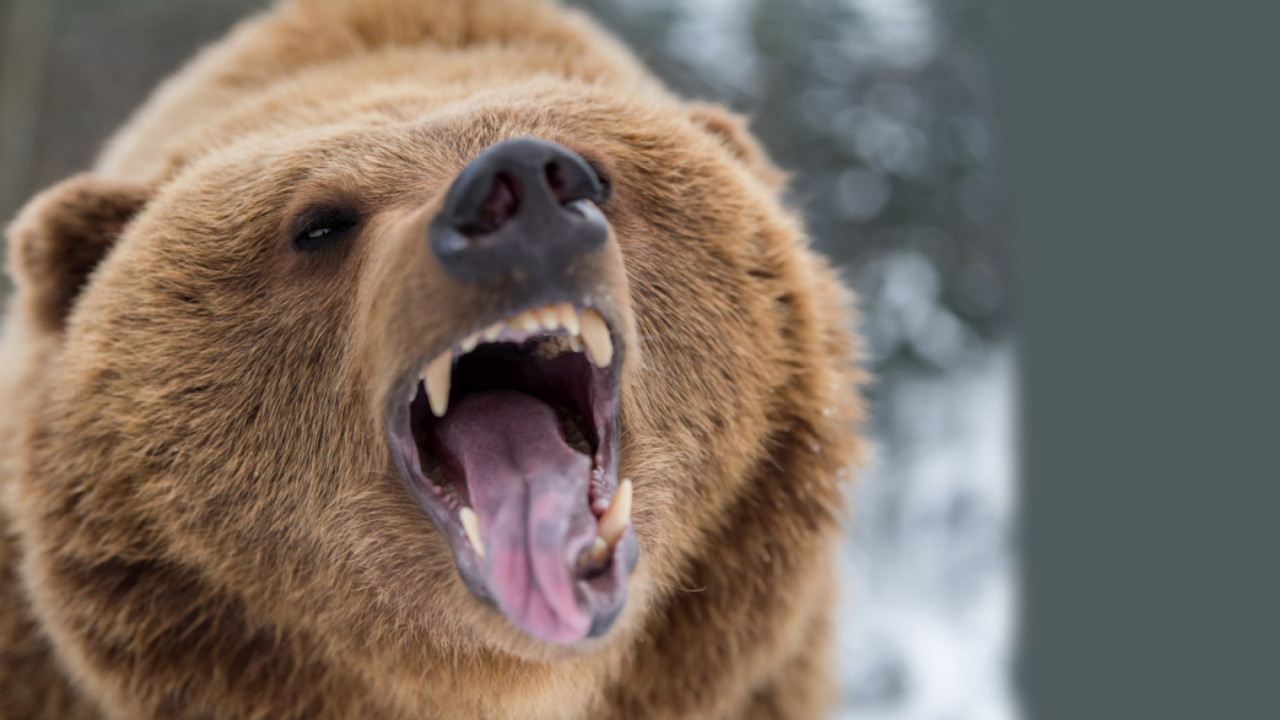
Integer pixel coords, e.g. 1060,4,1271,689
1,2,864,717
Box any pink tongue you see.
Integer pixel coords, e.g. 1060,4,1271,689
433,390,596,644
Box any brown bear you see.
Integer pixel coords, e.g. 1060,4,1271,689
0,0,865,717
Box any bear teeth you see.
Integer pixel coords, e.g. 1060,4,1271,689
578,308,612,368
576,479,633,570
419,303,614,417
579,537,609,569
459,507,485,559
424,352,452,418
596,478,632,549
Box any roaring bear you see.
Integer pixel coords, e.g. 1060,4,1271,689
0,0,864,717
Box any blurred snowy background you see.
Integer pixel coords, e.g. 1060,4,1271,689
0,0,1014,717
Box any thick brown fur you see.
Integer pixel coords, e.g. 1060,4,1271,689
0,1,866,717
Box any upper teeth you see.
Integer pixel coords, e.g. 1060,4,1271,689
421,303,613,418
424,352,453,418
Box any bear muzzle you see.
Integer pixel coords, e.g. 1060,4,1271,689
364,134,638,646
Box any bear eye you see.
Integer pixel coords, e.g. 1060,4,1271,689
289,205,361,253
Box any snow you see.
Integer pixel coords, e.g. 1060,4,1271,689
835,345,1019,719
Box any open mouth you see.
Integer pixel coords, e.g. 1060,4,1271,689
389,302,636,644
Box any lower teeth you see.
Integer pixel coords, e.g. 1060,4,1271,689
420,452,466,505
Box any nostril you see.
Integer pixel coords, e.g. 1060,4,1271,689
545,161,569,205
460,172,520,236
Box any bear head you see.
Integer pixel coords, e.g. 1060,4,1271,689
4,76,862,714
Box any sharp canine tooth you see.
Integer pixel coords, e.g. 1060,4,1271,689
460,507,485,558
597,479,632,548
460,333,479,352
483,324,502,342
588,536,609,566
579,308,613,368
558,303,580,336
424,352,452,417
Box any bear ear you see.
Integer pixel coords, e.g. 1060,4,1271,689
6,173,152,333
686,102,789,193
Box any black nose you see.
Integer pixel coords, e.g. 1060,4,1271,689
429,138,608,283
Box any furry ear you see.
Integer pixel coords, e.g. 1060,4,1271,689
6,174,152,333
687,102,789,192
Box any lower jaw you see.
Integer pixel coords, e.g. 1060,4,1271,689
385,303,632,645
390,402,633,645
